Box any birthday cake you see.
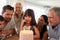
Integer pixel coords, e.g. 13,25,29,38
20,30,33,40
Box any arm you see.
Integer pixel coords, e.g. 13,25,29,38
34,26,40,39
2,29,15,36
0,32,2,37
20,19,25,31
42,31,48,40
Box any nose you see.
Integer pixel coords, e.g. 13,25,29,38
16,7,21,10
8,15,12,19
48,17,52,22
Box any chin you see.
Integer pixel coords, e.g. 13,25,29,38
7,20,11,22
26,22,30,24
51,24,55,26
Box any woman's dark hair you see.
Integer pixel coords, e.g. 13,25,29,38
39,15,48,39
23,9,37,26
41,15,48,25
2,5,14,14
0,15,6,22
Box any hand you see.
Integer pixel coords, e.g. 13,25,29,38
0,32,6,40
0,32,2,37
21,19,26,25
20,19,26,31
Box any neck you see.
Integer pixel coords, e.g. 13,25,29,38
6,20,10,23
40,25,43,29
40,26,43,31
39,25,44,31
52,23,59,29
15,13,20,18
25,23,31,27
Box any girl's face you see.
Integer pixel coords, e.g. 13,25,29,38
24,15,32,24
38,16,45,27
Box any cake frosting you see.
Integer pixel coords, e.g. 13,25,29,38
20,30,33,40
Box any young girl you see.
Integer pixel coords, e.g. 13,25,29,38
20,9,40,38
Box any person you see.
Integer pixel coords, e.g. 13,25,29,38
0,15,5,32
48,7,60,40
20,9,40,38
2,5,15,36
38,15,48,40
12,2,24,34
0,15,6,40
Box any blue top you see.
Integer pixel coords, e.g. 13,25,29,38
48,23,60,40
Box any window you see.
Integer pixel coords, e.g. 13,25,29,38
23,4,48,23
0,0,6,15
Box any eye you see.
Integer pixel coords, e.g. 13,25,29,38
6,14,9,15
29,16,31,17
40,19,43,21
39,19,44,22
0,24,1,25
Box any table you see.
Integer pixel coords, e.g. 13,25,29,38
4,35,40,40
5,35,19,40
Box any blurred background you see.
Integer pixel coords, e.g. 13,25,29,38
0,0,60,22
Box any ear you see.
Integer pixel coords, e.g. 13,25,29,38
57,16,60,23
58,16,60,19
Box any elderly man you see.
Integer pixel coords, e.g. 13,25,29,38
48,7,60,40
12,2,24,34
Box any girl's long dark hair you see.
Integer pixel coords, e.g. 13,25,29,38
23,9,37,26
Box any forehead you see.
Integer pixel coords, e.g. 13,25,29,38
39,16,45,21
0,21,5,23
25,14,31,17
48,10,56,17
5,9,13,14
15,3,22,7
2,10,13,16
40,16,44,19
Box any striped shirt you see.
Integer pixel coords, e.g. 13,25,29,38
48,23,60,40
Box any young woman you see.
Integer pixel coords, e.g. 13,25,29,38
38,15,48,40
20,9,40,38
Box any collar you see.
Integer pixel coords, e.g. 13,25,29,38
14,13,23,18
54,23,60,30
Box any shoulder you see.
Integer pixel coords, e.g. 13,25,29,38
33,25,39,31
43,31,48,38
42,31,48,40
44,31,48,35
33,25,37,28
